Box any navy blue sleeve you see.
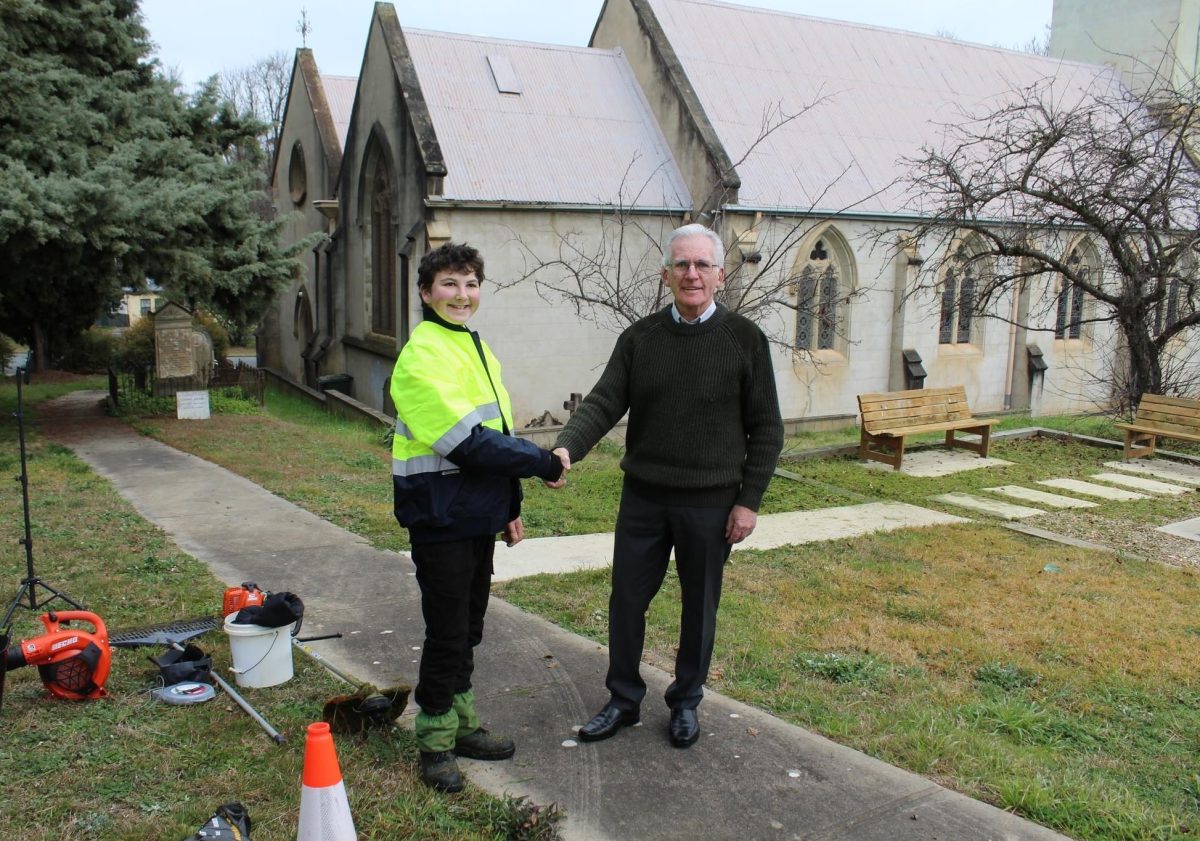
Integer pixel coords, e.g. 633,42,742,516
446,424,564,481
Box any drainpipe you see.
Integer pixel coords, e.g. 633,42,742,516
1003,283,1020,410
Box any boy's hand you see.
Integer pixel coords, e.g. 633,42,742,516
503,517,525,547
544,447,571,489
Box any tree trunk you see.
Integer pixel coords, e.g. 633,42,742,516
1117,315,1161,411
30,322,48,373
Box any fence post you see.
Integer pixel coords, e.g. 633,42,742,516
107,367,119,407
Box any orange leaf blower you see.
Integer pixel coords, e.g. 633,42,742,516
4,610,111,700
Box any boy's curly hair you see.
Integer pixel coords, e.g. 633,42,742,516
417,242,485,292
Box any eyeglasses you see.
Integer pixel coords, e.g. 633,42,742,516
669,260,720,275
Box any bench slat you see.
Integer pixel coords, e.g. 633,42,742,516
869,418,1000,437
1135,407,1200,429
1137,394,1200,411
861,407,973,429
1115,422,1200,442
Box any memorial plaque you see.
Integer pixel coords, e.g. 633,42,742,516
176,390,211,420
156,327,194,378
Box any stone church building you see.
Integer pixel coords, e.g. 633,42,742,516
261,0,1197,429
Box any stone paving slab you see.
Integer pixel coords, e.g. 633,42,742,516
1157,517,1200,542
934,492,1045,519
1089,472,1192,495
861,449,1011,477
985,485,1099,509
1104,460,1200,486
497,502,969,581
1037,478,1147,500
1003,523,1117,553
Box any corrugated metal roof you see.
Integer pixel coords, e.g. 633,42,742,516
404,30,691,208
320,75,358,150
647,0,1120,216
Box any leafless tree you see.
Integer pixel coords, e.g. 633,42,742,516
218,51,291,180
898,71,1200,411
505,97,880,357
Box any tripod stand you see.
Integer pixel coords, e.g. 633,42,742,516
2,366,82,632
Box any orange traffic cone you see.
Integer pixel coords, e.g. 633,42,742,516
297,722,357,840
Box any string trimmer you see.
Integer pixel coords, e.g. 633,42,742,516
293,634,409,734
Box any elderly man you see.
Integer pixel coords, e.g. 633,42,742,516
552,223,783,748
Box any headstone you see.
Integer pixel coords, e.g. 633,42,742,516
152,302,213,396
155,303,196,379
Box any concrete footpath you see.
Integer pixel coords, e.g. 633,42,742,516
41,392,1069,841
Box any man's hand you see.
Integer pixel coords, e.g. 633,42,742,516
544,447,571,489
503,517,525,547
725,504,756,544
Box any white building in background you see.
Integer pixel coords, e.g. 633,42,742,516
262,0,1193,428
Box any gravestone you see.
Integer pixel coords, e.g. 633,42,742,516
153,302,214,396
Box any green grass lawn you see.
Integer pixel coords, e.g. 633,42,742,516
10,378,1200,840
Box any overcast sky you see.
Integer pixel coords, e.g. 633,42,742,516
139,0,1054,90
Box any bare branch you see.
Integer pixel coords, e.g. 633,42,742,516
895,68,1200,406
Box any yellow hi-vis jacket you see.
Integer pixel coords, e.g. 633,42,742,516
389,311,560,543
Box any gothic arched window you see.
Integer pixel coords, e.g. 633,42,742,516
939,242,986,345
794,230,854,354
1055,247,1091,340
368,153,395,337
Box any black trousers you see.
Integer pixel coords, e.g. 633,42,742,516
605,484,732,712
410,535,495,715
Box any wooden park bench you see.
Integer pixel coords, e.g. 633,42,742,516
857,385,999,470
1113,393,1200,460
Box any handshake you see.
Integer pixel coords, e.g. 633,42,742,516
544,447,571,490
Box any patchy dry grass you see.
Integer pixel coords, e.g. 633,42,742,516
499,525,1200,840
104,384,1200,839
0,380,560,841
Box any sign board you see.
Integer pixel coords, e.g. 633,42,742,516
176,390,211,420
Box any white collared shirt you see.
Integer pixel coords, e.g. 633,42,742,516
671,301,717,325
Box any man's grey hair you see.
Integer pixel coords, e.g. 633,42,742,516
662,223,725,268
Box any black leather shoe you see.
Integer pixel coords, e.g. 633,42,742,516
669,708,699,748
578,703,639,742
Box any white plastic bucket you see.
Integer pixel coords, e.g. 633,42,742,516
223,614,294,688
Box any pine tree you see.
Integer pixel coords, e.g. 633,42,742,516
0,0,310,369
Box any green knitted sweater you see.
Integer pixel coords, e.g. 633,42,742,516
554,305,784,510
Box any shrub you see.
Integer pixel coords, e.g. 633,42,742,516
193,310,230,362
117,316,156,371
56,327,119,372
0,333,16,373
